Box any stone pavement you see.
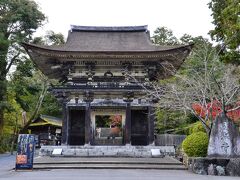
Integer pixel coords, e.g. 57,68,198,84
0,153,239,180
0,153,16,178
1,168,240,180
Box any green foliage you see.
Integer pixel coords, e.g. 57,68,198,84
0,134,14,153
1,89,20,153
156,109,192,134
39,92,61,118
185,113,199,124
209,0,240,64
32,30,65,45
1,28,65,137
96,115,111,127
180,36,217,77
152,27,179,45
0,0,46,40
182,132,209,157
189,122,206,134
9,61,41,112
0,0,46,133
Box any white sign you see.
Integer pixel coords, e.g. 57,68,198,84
151,149,161,156
52,148,62,155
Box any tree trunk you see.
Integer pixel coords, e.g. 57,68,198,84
0,70,7,135
19,80,48,133
0,109,4,134
11,112,19,155
0,43,8,135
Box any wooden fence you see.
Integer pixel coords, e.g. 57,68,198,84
155,134,186,147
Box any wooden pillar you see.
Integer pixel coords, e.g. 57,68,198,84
85,102,92,145
148,105,155,145
83,91,94,145
61,101,68,145
125,102,131,145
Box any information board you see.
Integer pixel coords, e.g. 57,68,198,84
15,134,35,170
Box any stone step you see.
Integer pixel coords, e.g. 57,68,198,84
34,157,182,164
33,163,187,170
33,156,186,170
34,161,181,165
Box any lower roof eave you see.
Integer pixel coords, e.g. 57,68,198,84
22,42,193,60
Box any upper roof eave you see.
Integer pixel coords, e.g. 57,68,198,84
70,25,148,32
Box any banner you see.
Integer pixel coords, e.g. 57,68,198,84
15,134,35,170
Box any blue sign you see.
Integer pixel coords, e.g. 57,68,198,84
15,134,35,170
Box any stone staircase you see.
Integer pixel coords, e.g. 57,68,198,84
33,156,187,170
39,145,176,157
34,145,186,170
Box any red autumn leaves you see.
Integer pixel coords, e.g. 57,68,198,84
192,101,240,122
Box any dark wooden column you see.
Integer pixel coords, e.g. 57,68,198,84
83,91,94,145
125,102,131,144
123,91,134,145
85,102,92,145
148,105,155,145
61,101,68,145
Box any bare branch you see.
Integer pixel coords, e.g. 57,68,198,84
5,51,20,74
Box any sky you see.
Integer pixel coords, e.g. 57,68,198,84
34,0,214,39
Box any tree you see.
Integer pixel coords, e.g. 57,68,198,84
128,33,240,136
32,30,65,46
155,109,194,134
0,0,46,133
160,41,239,135
10,31,65,133
152,27,179,45
209,0,240,64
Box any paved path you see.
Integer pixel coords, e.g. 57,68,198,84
0,153,16,179
0,153,239,180
1,169,240,180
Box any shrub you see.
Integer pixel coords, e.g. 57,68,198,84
182,132,209,157
0,134,14,153
189,121,206,134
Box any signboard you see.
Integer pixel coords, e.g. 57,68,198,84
15,134,35,170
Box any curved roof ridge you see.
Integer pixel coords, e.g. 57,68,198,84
70,25,148,32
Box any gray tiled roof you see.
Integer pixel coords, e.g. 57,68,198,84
28,25,188,52
21,25,193,80
70,25,148,32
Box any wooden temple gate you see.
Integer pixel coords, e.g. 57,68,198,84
23,25,192,146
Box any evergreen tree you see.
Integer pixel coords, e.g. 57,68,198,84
0,0,45,133
209,0,240,64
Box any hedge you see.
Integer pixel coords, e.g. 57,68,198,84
182,132,209,157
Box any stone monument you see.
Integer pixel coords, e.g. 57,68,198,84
208,112,240,157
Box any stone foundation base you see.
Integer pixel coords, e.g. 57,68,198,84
188,157,240,176
39,145,175,158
